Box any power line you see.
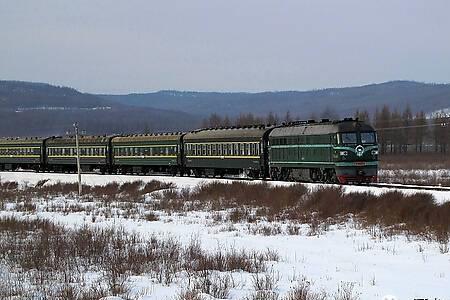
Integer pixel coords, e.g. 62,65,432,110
376,122,448,131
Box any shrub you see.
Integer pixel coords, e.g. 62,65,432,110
284,281,327,300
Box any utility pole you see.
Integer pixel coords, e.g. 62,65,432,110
73,122,82,197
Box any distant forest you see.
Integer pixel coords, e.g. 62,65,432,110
200,105,450,155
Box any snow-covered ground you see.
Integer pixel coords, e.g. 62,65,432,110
1,171,450,300
379,169,450,179
379,168,450,186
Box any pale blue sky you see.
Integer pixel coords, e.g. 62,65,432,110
1,0,449,93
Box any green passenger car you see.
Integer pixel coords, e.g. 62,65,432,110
111,133,183,174
183,126,271,177
269,119,378,183
0,137,45,171
46,136,112,172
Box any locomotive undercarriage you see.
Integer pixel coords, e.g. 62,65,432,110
270,167,338,183
185,167,261,179
112,165,179,176
0,163,42,172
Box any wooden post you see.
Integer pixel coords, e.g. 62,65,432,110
73,123,82,197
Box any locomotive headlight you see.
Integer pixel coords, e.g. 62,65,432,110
371,150,378,155
339,151,348,156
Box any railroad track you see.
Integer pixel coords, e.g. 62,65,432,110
2,170,450,193
369,183,450,192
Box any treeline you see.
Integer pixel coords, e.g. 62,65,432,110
356,105,449,154
200,106,340,128
201,105,450,154
200,111,298,128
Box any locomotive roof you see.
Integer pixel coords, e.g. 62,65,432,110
47,135,111,145
184,125,272,141
270,119,375,137
112,132,184,143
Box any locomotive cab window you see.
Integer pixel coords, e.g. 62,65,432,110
361,132,376,144
340,132,357,144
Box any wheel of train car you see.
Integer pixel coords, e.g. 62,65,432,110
327,169,338,183
270,170,277,180
280,168,290,181
248,169,260,179
317,169,326,182
270,168,279,181
193,169,202,177
141,167,149,175
170,166,177,176
310,169,319,182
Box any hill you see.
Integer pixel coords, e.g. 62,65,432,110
0,81,199,137
100,81,450,119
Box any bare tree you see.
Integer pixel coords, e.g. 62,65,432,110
266,112,278,125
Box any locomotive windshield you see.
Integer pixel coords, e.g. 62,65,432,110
361,132,376,144
339,131,377,145
341,132,357,144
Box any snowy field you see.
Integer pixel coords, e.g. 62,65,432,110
1,171,450,300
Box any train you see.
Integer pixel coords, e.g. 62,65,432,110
0,118,378,184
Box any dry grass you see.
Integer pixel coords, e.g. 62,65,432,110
284,281,327,300
291,187,450,243
1,179,449,244
379,153,450,186
378,169,450,186
380,153,450,170
0,215,277,299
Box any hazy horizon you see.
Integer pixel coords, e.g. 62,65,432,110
3,79,450,95
1,0,450,94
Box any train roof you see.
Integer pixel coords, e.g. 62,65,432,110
47,135,111,145
112,132,184,143
184,125,273,142
0,136,45,145
270,119,375,137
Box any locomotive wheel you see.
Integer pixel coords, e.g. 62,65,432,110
280,168,290,181
270,168,280,181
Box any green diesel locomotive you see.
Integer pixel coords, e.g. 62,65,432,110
268,119,378,183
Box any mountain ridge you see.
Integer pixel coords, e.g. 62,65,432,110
0,80,199,137
99,80,450,118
